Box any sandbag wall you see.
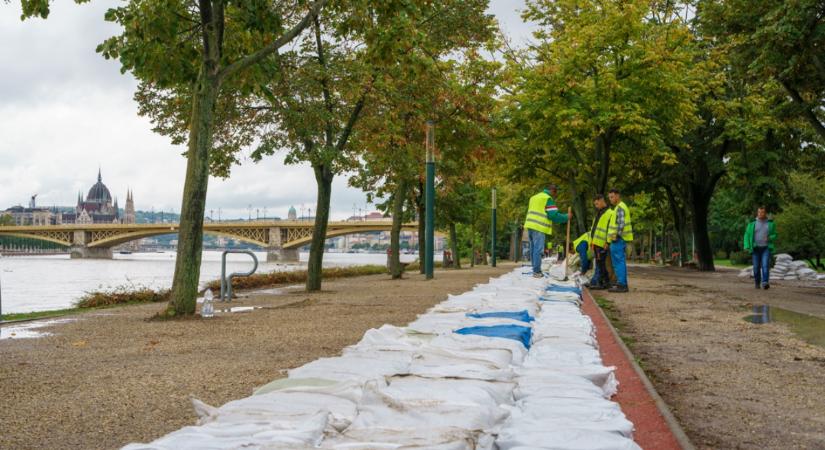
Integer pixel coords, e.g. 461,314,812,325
124,268,639,450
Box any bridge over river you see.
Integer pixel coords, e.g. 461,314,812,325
0,220,417,262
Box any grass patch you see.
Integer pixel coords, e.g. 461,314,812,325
76,287,170,309
713,258,750,269
2,308,83,322
204,264,389,292
594,295,638,349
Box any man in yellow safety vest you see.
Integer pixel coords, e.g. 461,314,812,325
588,194,613,290
572,231,591,274
523,184,571,278
607,188,634,292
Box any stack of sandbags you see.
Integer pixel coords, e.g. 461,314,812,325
770,254,794,280
740,254,821,281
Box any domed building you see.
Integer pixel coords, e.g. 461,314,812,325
2,170,136,225
71,170,135,224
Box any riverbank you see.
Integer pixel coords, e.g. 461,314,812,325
0,263,513,449
596,265,825,449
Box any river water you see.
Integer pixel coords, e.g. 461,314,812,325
0,251,421,314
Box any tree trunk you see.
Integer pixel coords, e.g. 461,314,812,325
167,72,218,316
566,175,588,235
389,179,407,279
664,186,689,264
594,131,613,195
307,164,334,291
470,225,476,268
482,230,489,265
450,222,461,269
691,188,715,271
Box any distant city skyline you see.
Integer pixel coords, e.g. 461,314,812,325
0,1,536,221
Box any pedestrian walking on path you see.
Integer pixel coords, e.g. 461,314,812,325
523,184,571,278
743,206,777,290
607,189,633,293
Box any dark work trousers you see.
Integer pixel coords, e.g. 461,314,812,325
591,247,609,287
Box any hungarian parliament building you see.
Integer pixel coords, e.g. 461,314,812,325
3,170,136,226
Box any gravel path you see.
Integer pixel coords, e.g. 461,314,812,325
598,265,825,449
0,264,512,449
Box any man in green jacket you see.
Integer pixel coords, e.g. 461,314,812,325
743,206,777,290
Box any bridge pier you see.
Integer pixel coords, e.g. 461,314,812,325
70,246,113,259
70,230,113,259
266,248,300,263
266,226,300,263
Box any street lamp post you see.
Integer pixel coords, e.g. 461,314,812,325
491,188,497,267
425,120,435,280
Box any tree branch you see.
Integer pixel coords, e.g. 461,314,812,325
780,79,825,141
217,0,328,84
314,14,335,148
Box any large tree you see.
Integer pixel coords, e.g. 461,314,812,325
22,0,329,315
250,0,493,290
700,0,825,142
502,0,698,236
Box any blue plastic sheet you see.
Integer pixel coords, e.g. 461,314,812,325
545,285,582,295
454,325,533,348
466,310,535,323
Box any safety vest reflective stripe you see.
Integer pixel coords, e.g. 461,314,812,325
607,201,634,242
591,209,614,247
524,192,553,235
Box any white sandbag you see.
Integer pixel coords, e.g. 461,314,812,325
818,274,825,281
406,313,528,335
514,396,634,437
514,366,618,397
288,354,410,382
496,428,641,450
775,253,793,262
513,371,610,399
428,333,528,366
323,428,495,450
790,260,809,269
346,382,510,433
122,409,329,450
386,376,515,406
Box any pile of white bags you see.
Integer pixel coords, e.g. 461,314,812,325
739,253,823,281
123,266,639,450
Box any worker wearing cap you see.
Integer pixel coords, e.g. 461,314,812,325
607,188,633,292
523,184,571,278
588,194,613,290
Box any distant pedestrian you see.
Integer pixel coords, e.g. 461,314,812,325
743,206,777,290
523,184,571,278
588,194,613,290
607,188,633,293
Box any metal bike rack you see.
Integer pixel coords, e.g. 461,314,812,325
220,250,258,302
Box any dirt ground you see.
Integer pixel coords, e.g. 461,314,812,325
599,265,825,450
0,264,512,450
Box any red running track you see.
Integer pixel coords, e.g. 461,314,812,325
581,289,687,450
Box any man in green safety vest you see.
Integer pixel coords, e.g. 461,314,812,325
607,188,633,292
524,184,571,278
588,194,613,290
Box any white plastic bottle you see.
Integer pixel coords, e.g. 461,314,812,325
202,289,214,318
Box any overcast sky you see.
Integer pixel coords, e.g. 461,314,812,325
0,1,536,220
